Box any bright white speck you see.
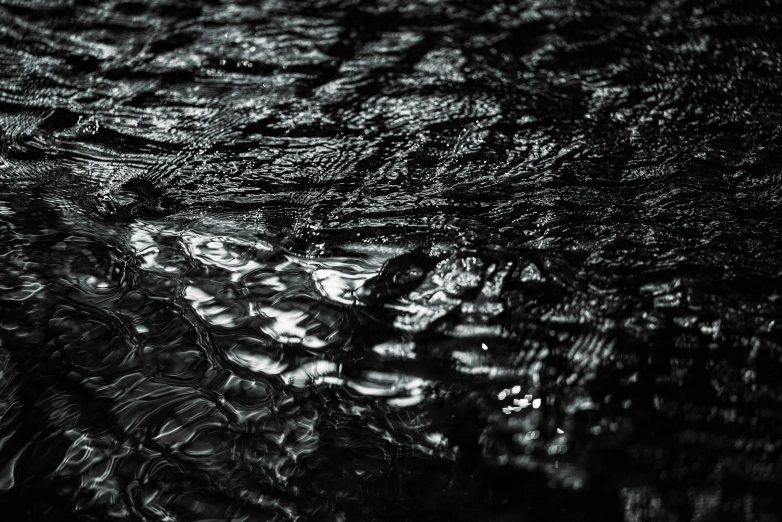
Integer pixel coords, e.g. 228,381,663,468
482,343,488,350
498,390,507,400
511,385,521,395
557,428,564,434
532,398,542,409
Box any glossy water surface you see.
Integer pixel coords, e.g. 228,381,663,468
1,0,782,520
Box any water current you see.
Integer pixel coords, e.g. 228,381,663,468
1,0,781,520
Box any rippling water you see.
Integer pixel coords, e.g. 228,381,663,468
1,0,781,520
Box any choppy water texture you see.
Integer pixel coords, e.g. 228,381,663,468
1,0,781,520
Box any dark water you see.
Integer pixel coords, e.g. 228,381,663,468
1,0,781,520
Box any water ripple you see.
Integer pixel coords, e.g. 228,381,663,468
1,0,781,520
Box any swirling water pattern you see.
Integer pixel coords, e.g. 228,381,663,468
1,0,781,520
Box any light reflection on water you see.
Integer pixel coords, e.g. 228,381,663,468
5,200,768,520
131,217,435,413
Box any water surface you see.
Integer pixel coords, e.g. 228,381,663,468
1,0,781,520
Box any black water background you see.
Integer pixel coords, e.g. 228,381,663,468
1,0,782,520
